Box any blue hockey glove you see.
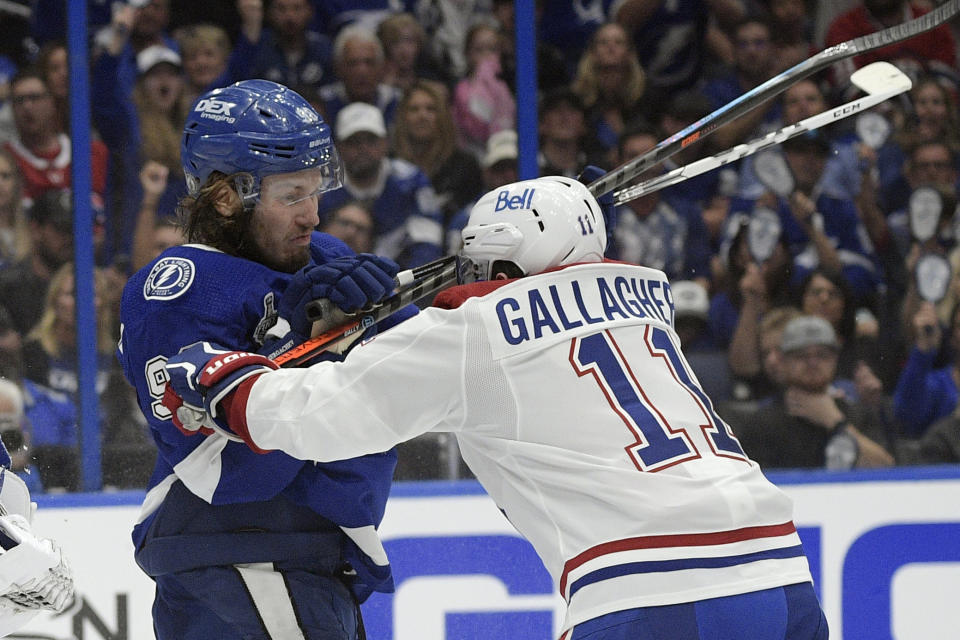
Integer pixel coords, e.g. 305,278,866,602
162,342,278,443
279,254,399,337
577,165,616,251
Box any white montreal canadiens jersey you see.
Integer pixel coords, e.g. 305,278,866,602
244,262,813,632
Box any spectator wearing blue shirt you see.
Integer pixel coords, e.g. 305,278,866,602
894,301,960,437
700,14,782,149
320,25,401,132
320,102,443,269
613,0,746,120
738,132,884,304
250,0,334,89
608,121,711,288
737,80,865,203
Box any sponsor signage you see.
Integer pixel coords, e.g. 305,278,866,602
18,467,960,639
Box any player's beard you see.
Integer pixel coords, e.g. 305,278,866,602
238,222,311,274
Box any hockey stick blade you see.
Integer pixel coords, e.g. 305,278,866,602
276,257,463,368
588,0,959,198
612,62,912,205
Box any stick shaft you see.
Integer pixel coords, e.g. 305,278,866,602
588,0,960,198
612,83,909,205
304,255,458,324
275,258,461,368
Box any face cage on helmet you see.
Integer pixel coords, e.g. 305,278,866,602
231,146,343,209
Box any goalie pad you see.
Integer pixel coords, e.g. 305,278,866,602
0,515,73,613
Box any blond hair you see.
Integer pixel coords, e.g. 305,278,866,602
392,80,456,177
571,23,645,112
27,263,115,358
0,148,30,260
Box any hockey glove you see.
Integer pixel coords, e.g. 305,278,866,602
577,165,616,252
261,254,399,359
282,254,398,333
162,342,277,444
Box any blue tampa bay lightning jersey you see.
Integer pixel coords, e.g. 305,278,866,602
116,231,400,600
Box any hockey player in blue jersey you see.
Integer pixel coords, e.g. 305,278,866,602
116,79,406,640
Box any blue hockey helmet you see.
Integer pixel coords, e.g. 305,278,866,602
181,79,342,204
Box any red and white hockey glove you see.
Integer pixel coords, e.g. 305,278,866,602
162,342,277,447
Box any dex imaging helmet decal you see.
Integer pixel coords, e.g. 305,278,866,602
143,257,196,300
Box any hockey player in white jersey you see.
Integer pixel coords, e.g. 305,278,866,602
162,176,828,639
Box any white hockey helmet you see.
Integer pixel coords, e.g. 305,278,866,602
461,176,606,280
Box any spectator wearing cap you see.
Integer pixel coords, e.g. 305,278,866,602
93,35,186,269
732,315,895,469
318,102,443,269
392,80,482,229
444,129,520,254
319,25,402,133
89,0,178,140
0,189,75,334
4,69,109,211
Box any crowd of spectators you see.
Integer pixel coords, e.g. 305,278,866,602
1,0,960,490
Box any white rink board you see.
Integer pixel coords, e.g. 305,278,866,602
14,466,960,640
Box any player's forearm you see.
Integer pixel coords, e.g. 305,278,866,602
244,366,440,461
245,320,462,460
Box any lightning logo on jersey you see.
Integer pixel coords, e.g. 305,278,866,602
143,258,196,301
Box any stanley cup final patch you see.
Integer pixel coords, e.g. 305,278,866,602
143,257,196,300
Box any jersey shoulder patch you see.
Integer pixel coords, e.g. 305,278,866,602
142,256,196,301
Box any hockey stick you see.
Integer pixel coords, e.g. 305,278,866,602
611,61,912,204
274,255,464,368
302,253,457,323
587,0,960,199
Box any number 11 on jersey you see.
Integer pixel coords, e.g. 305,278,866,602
570,326,747,472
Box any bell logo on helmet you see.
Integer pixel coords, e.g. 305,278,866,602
495,188,535,212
